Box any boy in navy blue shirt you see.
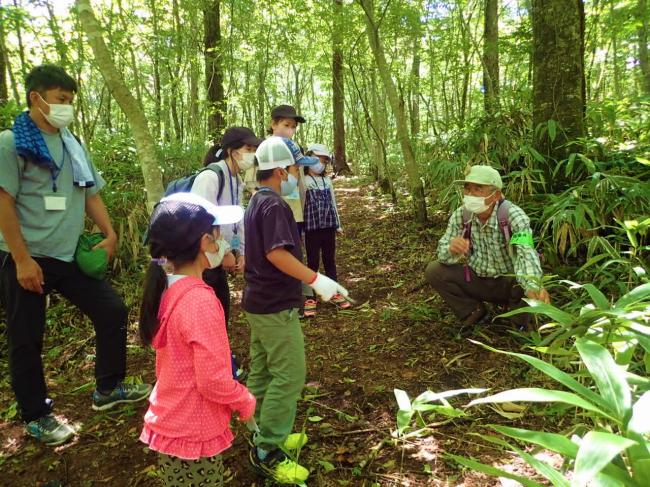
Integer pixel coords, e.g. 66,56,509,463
244,136,348,483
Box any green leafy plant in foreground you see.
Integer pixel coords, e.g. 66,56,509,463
447,339,650,487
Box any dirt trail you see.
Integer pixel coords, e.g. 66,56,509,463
1,178,534,486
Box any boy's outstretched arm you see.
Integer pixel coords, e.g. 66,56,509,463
266,247,316,283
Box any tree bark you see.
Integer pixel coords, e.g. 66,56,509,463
332,0,350,174
75,0,164,211
483,0,499,115
532,0,586,163
359,0,427,223
638,0,650,95
204,0,226,140
409,36,421,140
0,6,8,106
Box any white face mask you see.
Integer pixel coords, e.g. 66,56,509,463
238,152,255,171
463,193,494,214
205,238,229,268
38,95,75,129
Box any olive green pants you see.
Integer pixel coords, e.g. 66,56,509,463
245,308,306,451
158,453,224,486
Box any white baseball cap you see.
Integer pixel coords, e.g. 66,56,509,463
255,136,295,170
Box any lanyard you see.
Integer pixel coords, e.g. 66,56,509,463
51,140,67,192
224,162,240,206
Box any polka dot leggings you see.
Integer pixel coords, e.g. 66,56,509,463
158,453,224,486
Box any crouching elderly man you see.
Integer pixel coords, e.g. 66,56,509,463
425,165,550,330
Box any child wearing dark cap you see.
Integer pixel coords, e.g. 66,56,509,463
193,126,262,380
139,192,256,487
243,136,348,484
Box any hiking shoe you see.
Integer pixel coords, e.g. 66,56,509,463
248,446,309,484
331,293,350,309
26,414,75,446
461,304,488,326
303,299,318,317
284,432,308,451
247,432,308,452
92,382,153,411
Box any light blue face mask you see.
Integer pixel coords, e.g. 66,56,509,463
281,173,298,196
311,162,325,175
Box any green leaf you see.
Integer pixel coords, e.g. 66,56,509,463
470,341,613,413
308,416,324,422
548,119,557,142
413,388,487,405
490,425,578,457
499,302,575,326
318,460,335,473
573,431,637,487
445,454,545,487
615,283,650,308
467,388,615,421
628,391,650,436
576,339,631,422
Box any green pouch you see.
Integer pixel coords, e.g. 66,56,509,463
75,233,108,280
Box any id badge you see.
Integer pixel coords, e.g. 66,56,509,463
230,234,241,251
44,194,67,211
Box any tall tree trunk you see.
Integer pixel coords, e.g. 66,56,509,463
204,0,226,139
532,0,586,167
359,0,427,223
409,36,421,139
75,0,164,211
332,0,350,174
0,6,8,106
483,0,499,115
147,0,162,139
638,0,650,94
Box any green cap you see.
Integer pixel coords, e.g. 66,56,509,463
75,233,108,280
455,165,503,189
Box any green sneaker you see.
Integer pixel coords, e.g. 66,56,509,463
249,447,309,484
284,432,308,451
26,414,75,446
92,382,153,411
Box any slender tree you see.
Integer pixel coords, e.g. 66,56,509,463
0,6,8,106
483,0,499,115
75,0,164,211
358,0,427,223
332,0,350,174
532,0,586,164
638,0,650,94
204,0,226,139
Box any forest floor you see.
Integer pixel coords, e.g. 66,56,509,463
0,177,554,486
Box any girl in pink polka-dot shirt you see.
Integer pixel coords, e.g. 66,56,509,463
138,193,255,486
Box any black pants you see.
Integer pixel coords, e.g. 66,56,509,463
0,250,127,422
305,228,337,282
202,266,230,326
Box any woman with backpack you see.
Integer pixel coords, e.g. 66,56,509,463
191,127,262,379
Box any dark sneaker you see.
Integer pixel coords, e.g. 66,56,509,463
26,414,75,446
92,382,152,411
248,446,309,484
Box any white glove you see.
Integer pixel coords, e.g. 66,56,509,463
309,273,348,302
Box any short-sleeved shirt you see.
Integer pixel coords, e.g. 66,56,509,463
0,129,105,262
242,189,302,314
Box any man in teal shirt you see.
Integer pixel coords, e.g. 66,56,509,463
425,166,550,330
0,65,151,446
